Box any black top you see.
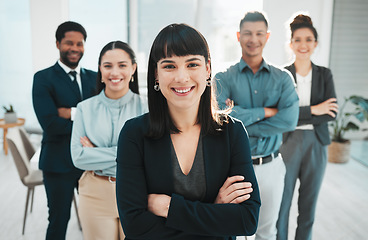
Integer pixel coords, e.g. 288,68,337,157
171,136,206,201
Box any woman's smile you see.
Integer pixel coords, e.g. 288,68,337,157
110,78,123,84
156,54,210,112
172,86,194,95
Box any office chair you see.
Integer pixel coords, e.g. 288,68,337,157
6,127,82,234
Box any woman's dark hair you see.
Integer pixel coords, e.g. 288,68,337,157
56,21,87,42
96,41,139,94
147,23,226,139
290,14,318,41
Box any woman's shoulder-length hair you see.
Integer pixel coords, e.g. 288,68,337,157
146,23,230,139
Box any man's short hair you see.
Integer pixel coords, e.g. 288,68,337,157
240,11,269,30
55,21,87,42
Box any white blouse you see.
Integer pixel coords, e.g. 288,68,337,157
296,70,314,130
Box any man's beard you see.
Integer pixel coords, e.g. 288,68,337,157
60,51,83,68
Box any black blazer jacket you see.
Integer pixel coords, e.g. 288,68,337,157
284,63,337,145
116,114,261,240
32,62,96,172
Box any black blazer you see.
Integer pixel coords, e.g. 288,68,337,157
32,62,97,172
284,63,337,145
116,114,261,240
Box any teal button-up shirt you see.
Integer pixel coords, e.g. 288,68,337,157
214,58,299,157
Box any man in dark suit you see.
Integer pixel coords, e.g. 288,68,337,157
32,21,96,240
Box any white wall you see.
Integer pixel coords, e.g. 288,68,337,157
30,0,69,73
8,0,127,130
28,0,335,76
0,0,335,131
263,0,334,67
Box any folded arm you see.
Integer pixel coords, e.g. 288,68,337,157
116,120,260,239
71,106,117,172
32,75,72,135
148,176,253,217
298,70,338,125
246,74,299,137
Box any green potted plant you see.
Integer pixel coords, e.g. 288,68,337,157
328,95,368,163
3,104,17,123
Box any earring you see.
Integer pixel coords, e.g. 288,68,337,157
154,80,160,91
206,78,211,87
101,80,104,83
130,77,134,82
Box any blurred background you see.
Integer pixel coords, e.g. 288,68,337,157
0,0,367,136
0,1,367,239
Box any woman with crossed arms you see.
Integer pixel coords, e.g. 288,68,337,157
116,23,260,240
277,14,338,240
71,41,147,240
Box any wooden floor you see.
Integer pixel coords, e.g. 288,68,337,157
1,136,367,240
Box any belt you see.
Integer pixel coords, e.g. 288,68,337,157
90,171,116,183
252,150,279,165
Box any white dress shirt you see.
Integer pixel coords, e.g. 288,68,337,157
295,70,314,130
58,59,82,121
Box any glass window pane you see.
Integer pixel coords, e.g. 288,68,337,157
0,0,33,126
137,0,263,75
69,0,128,71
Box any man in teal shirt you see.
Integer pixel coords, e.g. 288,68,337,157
214,11,299,240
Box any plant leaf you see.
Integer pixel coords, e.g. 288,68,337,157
344,122,359,131
355,112,365,122
350,96,368,118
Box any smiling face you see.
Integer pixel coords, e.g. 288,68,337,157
100,49,137,99
290,27,318,61
237,21,270,61
156,54,210,114
56,31,84,69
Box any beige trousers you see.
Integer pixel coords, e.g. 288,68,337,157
78,171,125,240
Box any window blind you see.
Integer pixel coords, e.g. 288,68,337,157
329,0,368,100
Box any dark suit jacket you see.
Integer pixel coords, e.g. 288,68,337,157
284,63,337,145
32,62,97,173
116,114,261,240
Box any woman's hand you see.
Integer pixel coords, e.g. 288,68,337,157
80,136,96,148
311,98,338,117
147,194,171,218
215,175,253,204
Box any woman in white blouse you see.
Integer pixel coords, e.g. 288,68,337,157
71,41,148,240
277,14,338,240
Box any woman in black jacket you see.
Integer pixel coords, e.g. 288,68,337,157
116,23,260,240
277,14,338,240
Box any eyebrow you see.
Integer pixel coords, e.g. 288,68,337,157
159,57,202,64
102,61,128,64
294,37,315,40
186,57,201,62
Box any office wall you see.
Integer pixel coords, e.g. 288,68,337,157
0,0,128,131
30,0,69,73
0,0,334,131
263,0,333,67
329,0,368,139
